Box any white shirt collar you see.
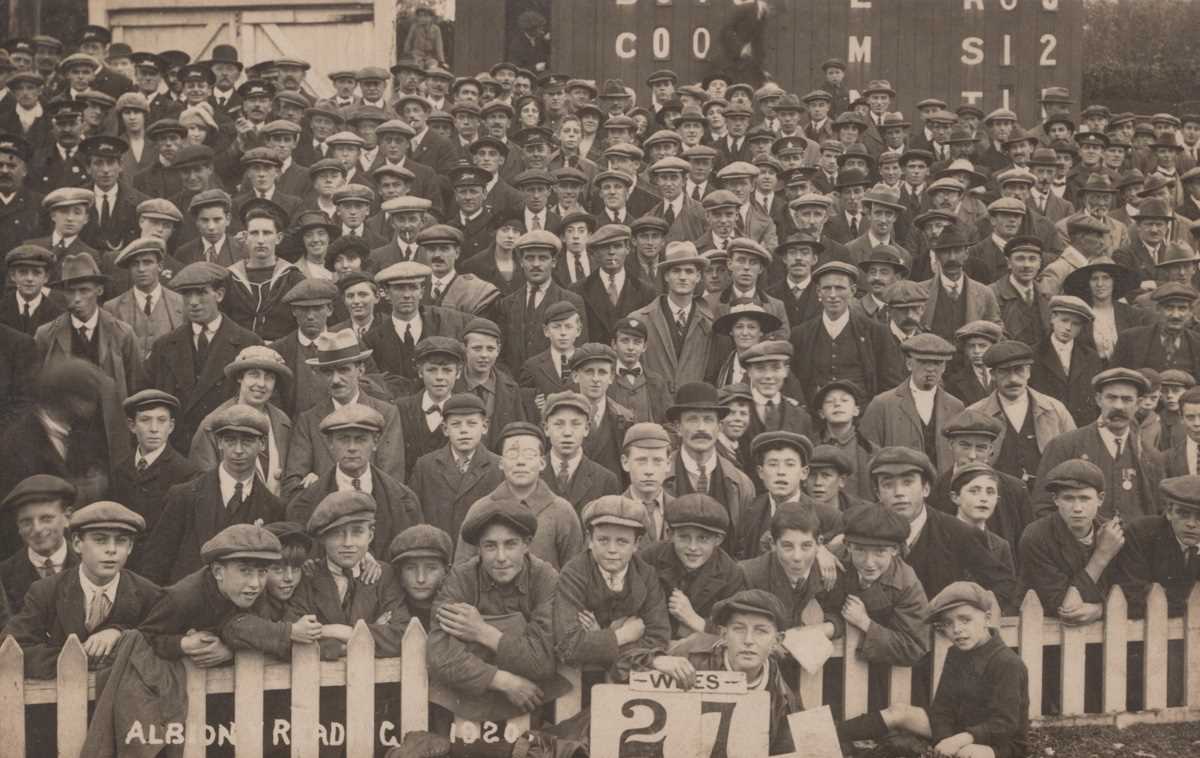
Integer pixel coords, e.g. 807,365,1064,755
193,314,221,336
909,379,937,400
297,330,325,348
1098,425,1130,456
16,289,43,311
551,448,584,480
136,444,166,469
94,185,118,204
940,272,963,292
597,559,629,592
751,387,780,406
603,268,625,290
335,466,373,494
906,506,929,548
680,448,717,478
29,541,69,572
134,285,163,312
52,232,77,247
218,465,255,506
822,309,850,337
71,309,100,333
79,566,120,605
332,391,361,409
392,312,422,337
867,229,890,247
430,272,455,291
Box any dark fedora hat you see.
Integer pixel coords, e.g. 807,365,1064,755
665,381,729,421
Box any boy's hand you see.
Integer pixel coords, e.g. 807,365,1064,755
437,602,492,644
192,640,233,668
299,472,320,489
815,544,842,590
841,595,872,633
1059,601,1103,626
1095,518,1125,561
577,610,600,631
290,614,322,644
82,628,122,660
180,630,220,656
359,552,382,584
320,623,355,642
668,589,705,633
651,655,697,690
933,732,974,757
494,671,544,711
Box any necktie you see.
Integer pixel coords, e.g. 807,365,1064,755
136,457,148,472
229,481,244,510
204,245,216,263
572,251,584,282
143,293,153,317
606,274,620,306
664,204,676,226
85,590,112,633
20,300,31,332
692,185,701,201
531,214,542,231
258,433,270,482
526,285,539,313
100,194,111,228
77,325,89,342
195,329,210,369
37,557,55,578
736,211,746,236
217,96,227,107
557,458,571,492
431,283,443,301
403,323,415,351
675,309,688,338
695,467,709,495
947,283,959,301
850,215,860,237
718,237,728,250
764,399,780,428
644,500,660,540
352,477,362,491
1114,437,1123,460
340,572,357,610
458,456,470,474
557,353,567,381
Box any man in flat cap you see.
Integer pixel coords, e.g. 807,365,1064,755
0,134,45,259
77,134,145,255
101,237,185,358
1113,282,1200,376
647,156,708,243
1033,368,1162,520
4,500,160,678
283,329,406,503
945,320,1004,406
538,390,622,511
271,277,340,417
574,223,657,347
0,474,78,608
131,118,186,199
141,403,284,584
26,187,98,281
416,223,500,317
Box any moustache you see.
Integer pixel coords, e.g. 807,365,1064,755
688,432,714,441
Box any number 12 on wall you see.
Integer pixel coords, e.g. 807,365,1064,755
590,686,770,758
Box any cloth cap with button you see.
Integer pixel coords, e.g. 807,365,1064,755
375,119,417,140
750,431,813,463
711,589,786,628
713,303,781,336
1043,459,1106,494
211,403,269,437
170,261,227,291
5,244,52,269
225,344,293,383
589,224,632,249
809,444,854,475
552,166,588,186
581,495,647,531
843,504,909,547
1,474,75,517
137,198,183,224
813,260,860,286
631,215,668,236
950,462,1001,493
201,523,282,564
319,403,386,435
716,162,759,183
622,422,671,450
1151,282,1199,306
542,300,580,326
543,391,591,420
376,260,433,285
464,316,502,341
857,245,909,276
1092,367,1150,394
308,490,377,535
726,237,772,265
461,497,538,546
43,187,94,211
514,229,563,256
667,382,729,421
942,409,1003,440
1049,295,1094,323
644,131,684,152
122,388,180,418
613,315,647,340
1158,369,1195,389
113,237,166,268
442,392,488,418
239,148,282,173
681,143,719,160
1160,476,1200,511
413,336,465,364
982,339,1034,369
666,493,730,535
282,278,339,307
415,224,463,247
926,177,966,195
568,343,618,372
881,279,928,308
306,328,373,367
388,524,454,564
927,581,995,622
739,339,793,365
869,446,936,482
70,500,145,534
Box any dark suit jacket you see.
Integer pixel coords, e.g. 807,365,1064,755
132,160,182,200
572,268,657,346
765,278,823,328
0,412,75,559
1031,423,1163,521
498,282,589,374
140,469,284,584
231,191,303,227
541,454,622,513
458,244,527,298
174,235,246,267
269,330,326,418
519,349,573,395
788,311,906,407
286,464,423,558
1029,337,1102,427
929,466,1033,560
82,182,147,257
0,322,36,417
649,196,708,243
0,188,44,264
0,290,63,337
1115,515,1198,617
370,156,446,219
28,144,90,194
449,207,502,262
460,370,530,452
108,445,201,559
410,130,459,175
409,445,505,546
285,561,410,658
145,317,263,453
1112,323,1200,378
907,506,1019,615
362,305,474,383
23,235,99,284
0,549,80,615
395,394,449,479
5,567,163,678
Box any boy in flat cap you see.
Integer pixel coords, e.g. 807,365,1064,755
552,495,673,683
394,336,466,476
739,340,814,446
0,475,78,611
455,422,583,570
1030,295,1103,426
945,320,1004,406
272,277,340,417
618,422,675,544
427,498,566,723
947,463,1017,574
2,245,63,337
838,581,1029,758
812,380,878,501
569,343,638,481
638,493,746,638
606,315,672,423
1031,368,1162,520
141,403,285,584
540,390,622,511
456,316,531,451
108,389,198,562
408,393,504,545
287,490,410,659
4,500,161,678
519,299,585,398
287,403,423,560
387,524,453,630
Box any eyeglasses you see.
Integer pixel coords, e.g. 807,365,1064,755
502,449,543,463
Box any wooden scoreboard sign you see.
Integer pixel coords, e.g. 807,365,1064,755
546,0,1084,124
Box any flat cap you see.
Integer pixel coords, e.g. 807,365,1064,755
622,422,671,450
1158,369,1196,388
201,523,282,564
927,581,995,621
988,197,1027,216
464,316,502,341
70,501,145,534
718,383,754,406
211,403,269,437
332,183,375,205
809,444,854,474
319,404,385,435
955,320,1005,344
568,343,618,371
843,504,909,547
1049,295,1095,323
581,495,647,531
413,336,465,363
869,446,936,482
711,589,787,627
590,223,632,248
1151,282,1199,305
740,339,793,364
388,524,454,564
514,229,562,255
376,260,433,284
173,144,215,170
264,521,313,552
415,224,464,246
4,243,52,269
982,339,1034,369
170,261,227,290
282,278,338,306
0,474,76,514
666,493,730,535
122,388,180,417
442,392,488,418
381,195,431,215
750,431,814,462
136,198,182,223
901,332,956,361
497,420,546,449
942,409,1003,440
1044,459,1106,493
1160,476,1200,510
812,379,863,409
308,490,377,535
543,391,591,419
613,315,648,340
950,462,1001,493
43,187,94,210
630,216,668,236
1004,236,1043,257
701,189,741,212
543,300,579,325
1092,367,1150,393
727,237,771,264
461,497,538,545
813,260,860,285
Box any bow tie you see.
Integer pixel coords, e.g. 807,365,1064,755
619,367,642,378
425,405,443,416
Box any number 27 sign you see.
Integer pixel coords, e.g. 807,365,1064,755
590,681,769,758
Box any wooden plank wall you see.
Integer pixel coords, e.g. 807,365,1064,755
447,0,1088,126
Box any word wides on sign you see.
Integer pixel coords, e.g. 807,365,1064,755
590,683,769,758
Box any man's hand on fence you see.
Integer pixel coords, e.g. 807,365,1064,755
291,614,323,644
651,655,697,690
81,629,122,661
492,670,544,711
1095,518,1126,562
1059,601,1103,626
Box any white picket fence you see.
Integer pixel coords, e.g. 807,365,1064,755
0,585,1198,757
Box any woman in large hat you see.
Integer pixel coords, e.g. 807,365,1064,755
1062,256,1148,363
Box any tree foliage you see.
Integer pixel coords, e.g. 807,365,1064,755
1084,0,1200,109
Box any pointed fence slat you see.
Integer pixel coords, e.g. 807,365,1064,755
344,622,376,758
400,621,429,738
1060,623,1087,716
1103,586,1128,714
555,666,582,723
234,651,265,758
0,638,27,758
182,659,207,758
1144,585,1169,710
841,626,869,718
56,636,87,758
1018,590,1045,720
290,642,321,758
1186,584,1200,707
888,665,912,706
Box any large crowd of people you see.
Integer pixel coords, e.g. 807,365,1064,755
0,20,1198,758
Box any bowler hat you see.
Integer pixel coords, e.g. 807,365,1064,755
666,382,728,421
